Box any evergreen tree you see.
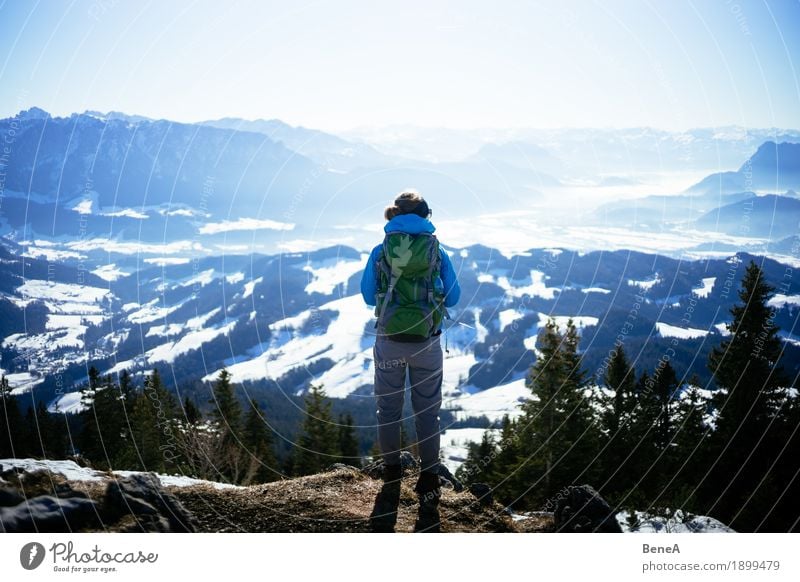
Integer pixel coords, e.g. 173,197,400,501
36,400,67,459
669,384,710,510
182,396,201,425
0,376,22,458
490,415,522,502
242,398,278,484
208,368,245,482
145,368,178,470
626,362,680,505
623,370,658,504
129,386,164,472
294,383,339,475
601,345,637,435
598,345,637,496
209,369,242,447
79,371,129,469
771,390,800,531
456,429,498,485
705,260,791,531
337,413,360,467
18,404,35,458
514,319,599,508
650,360,680,450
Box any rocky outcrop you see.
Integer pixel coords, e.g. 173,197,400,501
0,460,552,533
552,484,623,533
0,465,196,533
104,473,198,532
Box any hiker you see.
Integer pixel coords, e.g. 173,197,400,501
360,190,461,516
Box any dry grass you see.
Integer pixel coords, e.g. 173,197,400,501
170,466,546,533
3,465,554,533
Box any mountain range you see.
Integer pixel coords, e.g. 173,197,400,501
2,107,799,468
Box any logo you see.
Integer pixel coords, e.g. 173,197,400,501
20,542,46,570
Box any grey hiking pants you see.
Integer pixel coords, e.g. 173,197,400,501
373,333,443,473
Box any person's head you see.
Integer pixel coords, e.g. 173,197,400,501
384,189,431,221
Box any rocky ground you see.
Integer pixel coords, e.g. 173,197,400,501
0,462,555,533
173,466,535,533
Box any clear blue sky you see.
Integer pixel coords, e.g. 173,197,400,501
1,0,798,131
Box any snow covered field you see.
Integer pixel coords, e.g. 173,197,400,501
0,458,242,490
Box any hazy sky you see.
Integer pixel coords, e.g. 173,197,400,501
1,0,798,131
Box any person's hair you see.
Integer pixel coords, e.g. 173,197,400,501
384,189,428,221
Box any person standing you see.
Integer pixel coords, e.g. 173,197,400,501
360,190,461,531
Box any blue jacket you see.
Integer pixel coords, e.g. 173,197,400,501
360,213,461,309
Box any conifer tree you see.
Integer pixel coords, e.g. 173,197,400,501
705,260,791,531
207,368,245,481
490,415,523,503
79,371,129,468
601,345,637,436
456,430,498,485
337,413,360,467
650,360,680,450
145,368,179,470
209,369,242,447
598,345,637,496
36,400,67,459
294,383,339,475
626,362,680,504
709,261,788,438
242,397,278,484
20,404,36,458
515,319,599,507
0,376,22,458
670,383,710,508
129,385,164,472
183,396,201,425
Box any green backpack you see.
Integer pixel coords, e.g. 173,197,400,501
373,231,449,339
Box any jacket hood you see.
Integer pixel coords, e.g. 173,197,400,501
384,213,436,235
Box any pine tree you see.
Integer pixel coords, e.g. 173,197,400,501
0,376,22,458
144,368,178,470
337,413,360,467
515,319,599,508
20,404,36,458
771,389,800,531
601,345,637,435
207,368,245,482
670,383,710,510
242,397,278,484
627,361,680,505
129,386,164,472
456,430,498,485
294,383,339,475
490,414,523,503
705,260,791,531
182,396,201,425
209,369,242,446
709,261,788,437
650,360,680,450
598,345,637,496
79,371,129,469
623,370,658,503
36,400,67,459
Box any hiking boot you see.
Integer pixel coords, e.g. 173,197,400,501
413,502,441,533
414,470,441,504
414,471,442,533
371,475,401,533
383,463,402,484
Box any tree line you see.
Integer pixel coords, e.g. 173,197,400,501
1,368,361,486
457,260,800,532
